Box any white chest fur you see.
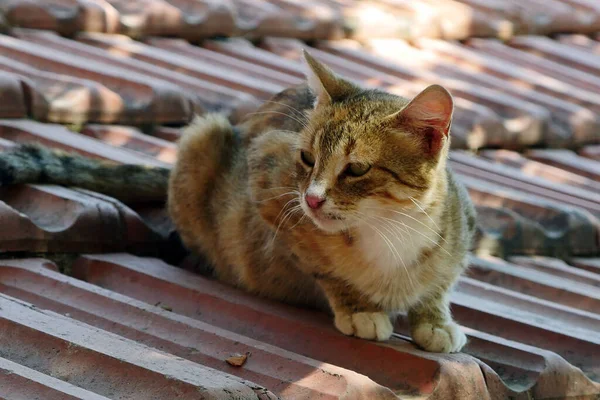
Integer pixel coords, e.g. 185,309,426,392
353,210,441,309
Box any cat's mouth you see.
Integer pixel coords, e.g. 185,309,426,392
306,209,347,232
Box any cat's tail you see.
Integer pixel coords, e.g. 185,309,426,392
0,143,170,203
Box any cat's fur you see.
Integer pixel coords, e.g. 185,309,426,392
0,51,476,353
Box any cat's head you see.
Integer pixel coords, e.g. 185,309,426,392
297,50,453,233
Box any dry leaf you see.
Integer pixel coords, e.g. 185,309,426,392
226,352,250,367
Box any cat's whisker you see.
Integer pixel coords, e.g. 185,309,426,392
409,196,441,231
288,214,306,231
270,202,302,246
272,197,300,230
373,215,410,246
254,191,300,204
365,206,448,246
369,212,452,257
352,211,415,289
256,186,298,192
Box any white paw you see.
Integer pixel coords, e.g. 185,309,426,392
334,311,393,341
412,321,466,353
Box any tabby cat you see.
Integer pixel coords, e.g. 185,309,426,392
0,51,476,353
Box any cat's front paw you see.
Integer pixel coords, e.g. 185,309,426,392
334,311,393,341
411,321,466,353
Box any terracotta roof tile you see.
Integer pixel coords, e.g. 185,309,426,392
78,32,281,101
105,0,237,39
479,150,600,193
0,265,277,399
0,54,125,124
0,119,168,167
81,124,177,164
0,72,27,119
527,149,600,181
0,32,192,124
0,184,162,253
0,0,120,35
231,0,343,39
0,6,599,397
580,144,600,161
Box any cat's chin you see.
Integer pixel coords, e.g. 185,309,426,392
308,214,351,234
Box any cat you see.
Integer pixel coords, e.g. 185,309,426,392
0,50,476,353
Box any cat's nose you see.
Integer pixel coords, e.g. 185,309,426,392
305,194,326,209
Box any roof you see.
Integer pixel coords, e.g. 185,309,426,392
0,1,599,399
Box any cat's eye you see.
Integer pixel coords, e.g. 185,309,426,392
300,150,315,167
346,163,371,177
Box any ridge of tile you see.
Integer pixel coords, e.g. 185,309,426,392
0,356,112,400
0,119,169,167
0,257,401,400
0,184,162,253
105,0,237,39
527,149,600,181
0,71,27,119
0,0,120,35
458,173,598,258
0,289,276,399
81,124,177,164
479,150,600,194
77,32,283,100
0,33,192,124
69,253,600,398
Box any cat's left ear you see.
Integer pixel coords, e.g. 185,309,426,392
303,49,358,108
386,84,454,156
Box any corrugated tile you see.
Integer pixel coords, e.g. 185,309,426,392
0,71,27,118
580,144,600,161
0,0,120,35
510,35,600,77
203,38,306,78
78,32,282,101
230,0,343,39
571,258,600,274
0,183,163,253
450,151,600,215
0,12,598,398
0,257,403,399
469,37,600,97
68,253,600,398
527,149,600,181
0,33,192,125
104,0,237,39
149,126,181,143
408,38,600,146
509,256,600,288
0,356,112,400
479,150,600,194
148,37,302,88
0,119,167,167
458,172,598,257
81,124,177,164
0,279,276,398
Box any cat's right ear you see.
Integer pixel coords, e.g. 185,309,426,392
303,49,357,108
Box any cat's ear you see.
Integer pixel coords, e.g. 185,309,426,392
303,49,358,108
386,84,453,156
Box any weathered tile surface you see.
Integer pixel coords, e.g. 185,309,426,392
0,4,599,398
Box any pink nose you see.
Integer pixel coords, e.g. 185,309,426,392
305,194,325,209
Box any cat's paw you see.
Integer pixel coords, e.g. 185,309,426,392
411,321,466,353
334,311,393,341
